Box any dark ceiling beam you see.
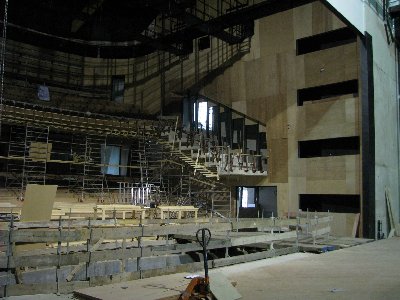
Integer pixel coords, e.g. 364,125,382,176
3,0,316,58
134,34,187,56
70,0,105,33
182,13,244,44
154,0,316,45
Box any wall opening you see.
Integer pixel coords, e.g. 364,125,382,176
297,79,358,106
296,27,357,55
299,194,360,213
237,186,277,218
111,76,125,103
298,136,360,158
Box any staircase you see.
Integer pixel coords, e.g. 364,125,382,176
153,129,231,217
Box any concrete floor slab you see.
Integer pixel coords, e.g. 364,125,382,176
8,238,400,300
226,237,400,300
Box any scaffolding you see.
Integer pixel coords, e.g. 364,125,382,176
5,124,49,199
81,134,108,202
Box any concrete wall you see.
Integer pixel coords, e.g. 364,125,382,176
364,5,400,236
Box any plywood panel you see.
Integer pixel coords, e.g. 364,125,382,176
260,55,279,97
293,3,313,39
304,155,360,194
232,101,247,115
295,55,306,89
20,185,58,222
269,138,288,183
311,1,345,35
244,58,266,101
297,96,359,140
259,10,295,56
345,155,360,194
247,97,267,123
303,43,358,88
306,157,346,181
229,61,246,103
266,94,287,139
29,142,52,162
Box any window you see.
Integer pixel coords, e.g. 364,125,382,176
111,76,125,103
194,101,213,130
238,187,256,208
101,145,120,175
298,137,360,158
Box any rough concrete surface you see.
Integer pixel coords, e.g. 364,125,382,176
225,237,400,300
7,238,400,300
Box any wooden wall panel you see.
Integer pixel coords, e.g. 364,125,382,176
266,94,287,139
243,58,263,102
259,10,294,57
304,155,360,194
297,96,359,140
306,157,346,181
303,43,358,88
229,61,246,104
311,2,345,35
269,138,288,183
247,97,267,123
293,4,313,39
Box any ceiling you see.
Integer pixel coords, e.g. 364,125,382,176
0,0,315,58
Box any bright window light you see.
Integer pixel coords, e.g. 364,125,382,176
242,188,248,207
194,101,213,130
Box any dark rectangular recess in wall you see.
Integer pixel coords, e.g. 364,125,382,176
297,79,358,106
198,36,210,50
296,27,357,55
298,136,359,158
299,194,360,213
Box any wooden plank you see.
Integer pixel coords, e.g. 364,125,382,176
212,246,297,268
12,219,115,229
385,187,396,238
311,226,331,238
276,241,338,253
66,237,104,282
5,281,89,296
351,213,360,238
308,216,333,226
230,231,297,246
0,230,299,269
8,222,232,243
231,218,296,230
11,228,90,243
0,247,146,268
298,212,360,237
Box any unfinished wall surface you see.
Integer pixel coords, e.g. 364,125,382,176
364,5,400,237
202,2,362,220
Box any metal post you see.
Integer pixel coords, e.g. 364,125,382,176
0,0,9,138
201,229,208,279
56,216,62,295
4,213,13,297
